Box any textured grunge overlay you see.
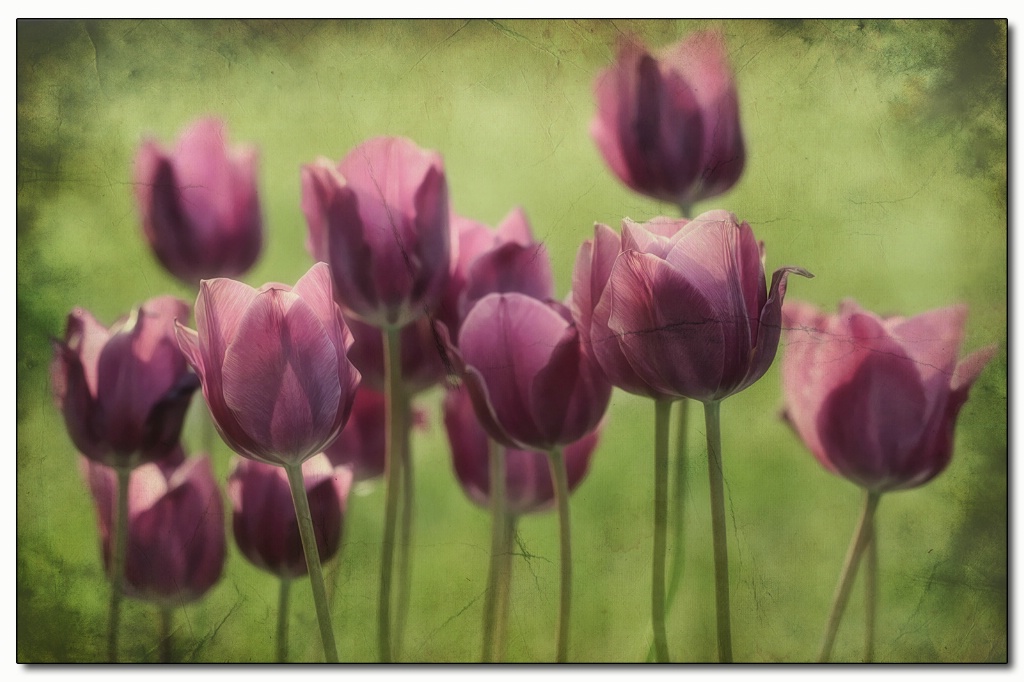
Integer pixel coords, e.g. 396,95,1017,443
17,20,1006,662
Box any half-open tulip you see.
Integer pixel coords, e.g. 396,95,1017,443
52,296,200,469
135,117,263,286
302,136,450,329
781,299,996,492
84,449,225,605
591,31,745,208
574,211,810,403
175,262,361,467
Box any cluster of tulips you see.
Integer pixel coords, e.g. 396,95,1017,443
50,28,995,663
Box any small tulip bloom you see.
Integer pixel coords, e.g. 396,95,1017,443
444,385,599,515
781,300,997,492
302,136,450,329
591,31,745,207
135,117,263,286
175,262,362,467
228,454,353,579
323,387,387,482
51,296,200,469
573,211,810,403
458,292,611,452
84,449,225,606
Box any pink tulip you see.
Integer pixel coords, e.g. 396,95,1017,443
228,454,353,578
51,296,200,469
781,300,997,492
135,117,263,286
174,263,361,467
322,387,387,481
345,315,448,396
444,385,599,515
457,292,611,451
302,136,450,329
572,211,810,403
591,30,745,207
83,449,225,605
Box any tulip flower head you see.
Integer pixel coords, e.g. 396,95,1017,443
591,30,746,208
228,454,353,578
781,300,997,492
84,449,225,606
457,292,611,452
135,117,263,286
444,385,599,515
302,136,450,329
345,315,447,395
52,296,200,469
175,263,362,467
572,211,811,403
322,386,388,481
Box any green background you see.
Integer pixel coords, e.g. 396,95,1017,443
17,19,1007,662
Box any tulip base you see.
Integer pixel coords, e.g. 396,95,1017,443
277,577,291,663
378,327,406,662
158,606,174,663
704,400,732,662
106,464,131,662
482,438,507,662
547,447,572,663
394,392,415,660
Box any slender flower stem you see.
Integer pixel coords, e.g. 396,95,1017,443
494,513,518,662
394,391,414,660
277,577,291,663
159,607,173,663
818,489,881,662
864,522,877,662
106,464,131,662
547,446,572,663
651,400,672,663
481,438,507,662
704,400,732,662
284,463,339,663
378,326,405,662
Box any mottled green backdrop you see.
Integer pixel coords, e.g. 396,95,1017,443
17,19,1007,662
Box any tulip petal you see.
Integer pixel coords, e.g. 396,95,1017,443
461,241,555,320
741,265,813,396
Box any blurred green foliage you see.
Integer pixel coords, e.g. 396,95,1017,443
17,19,1006,662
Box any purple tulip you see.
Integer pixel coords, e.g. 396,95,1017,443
302,136,450,329
135,117,263,286
228,454,353,579
444,384,599,515
51,296,200,469
322,387,387,482
591,30,746,207
572,211,811,403
345,315,447,395
457,292,611,452
781,300,997,492
174,263,362,467
83,449,225,605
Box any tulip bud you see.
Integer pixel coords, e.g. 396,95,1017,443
781,299,997,492
83,449,225,605
174,263,362,467
591,31,746,207
135,117,263,286
52,296,200,469
228,454,353,578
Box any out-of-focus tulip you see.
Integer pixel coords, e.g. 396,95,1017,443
84,449,225,605
444,385,599,515
591,31,745,207
435,208,554,338
52,296,200,469
135,117,263,286
323,387,387,481
781,299,996,492
175,262,361,467
345,316,447,395
457,292,611,452
228,454,353,578
572,211,810,403
302,136,450,329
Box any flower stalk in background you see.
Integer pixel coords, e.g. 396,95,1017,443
175,262,361,662
781,299,996,662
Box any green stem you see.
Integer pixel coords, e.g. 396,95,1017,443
704,400,732,662
284,463,339,662
377,326,405,662
106,464,131,662
651,400,672,663
494,514,517,662
547,447,572,663
817,489,881,662
158,606,173,663
276,577,291,663
864,520,877,662
481,438,507,662
394,392,414,660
